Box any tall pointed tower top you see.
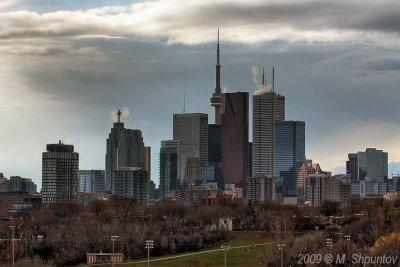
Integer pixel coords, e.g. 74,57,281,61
210,28,222,125
216,28,221,94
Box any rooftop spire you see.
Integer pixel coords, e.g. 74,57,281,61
215,28,221,94
272,67,275,93
210,29,222,125
117,109,121,122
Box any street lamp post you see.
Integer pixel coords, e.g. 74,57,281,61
221,245,230,267
326,238,333,255
345,235,351,242
277,243,285,267
145,240,154,267
111,235,119,254
9,225,15,267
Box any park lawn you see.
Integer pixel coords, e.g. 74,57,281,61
124,231,274,267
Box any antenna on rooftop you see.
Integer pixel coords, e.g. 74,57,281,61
183,92,186,113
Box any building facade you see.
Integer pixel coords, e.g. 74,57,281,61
144,146,151,180
173,113,208,185
208,124,221,164
252,91,285,177
221,92,249,191
274,121,305,196
105,112,145,192
325,176,352,205
346,153,358,181
9,176,37,194
159,140,180,199
358,148,388,182
42,141,79,204
114,167,148,204
79,170,105,194
246,174,275,203
297,161,322,197
305,174,326,206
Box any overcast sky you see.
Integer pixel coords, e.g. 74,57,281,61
1,0,400,189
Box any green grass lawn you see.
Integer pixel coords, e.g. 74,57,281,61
110,231,275,267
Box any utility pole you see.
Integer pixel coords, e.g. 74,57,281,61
221,245,230,267
145,240,154,267
9,225,15,267
277,243,285,267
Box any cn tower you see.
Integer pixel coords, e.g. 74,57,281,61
210,29,222,125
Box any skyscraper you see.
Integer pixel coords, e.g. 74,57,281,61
297,161,322,197
221,92,249,190
210,29,222,125
159,140,180,199
79,170,105,193
105,110,145,192
357,148,388,182
252,72,285,177
114,167,148,204
305,174,326,206
274,121,306,196
173,113,208,184
208,124,221,164
346,153,358,181
145,146,151,180
42,141,79,204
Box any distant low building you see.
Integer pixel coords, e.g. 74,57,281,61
79,170,105,194
0,192,41,218
201,193,244,206
325,176,352,205
246,174,275,203
175,185,219,205
305,174,326,206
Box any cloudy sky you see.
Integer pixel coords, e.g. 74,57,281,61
1,0,400,189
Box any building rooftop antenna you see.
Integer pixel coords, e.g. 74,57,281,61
272,67,275,93
117,109,122,122
183,92,186,113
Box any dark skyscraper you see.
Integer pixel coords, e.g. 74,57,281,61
346,153,358,181
274,121,306,196
252,70,285,177
42,141,79,204
145,146,151,180
221,92,249,191
208,124,221,163
105,110,145,192
159,140,180,199
114,167,148,204
210,29,222,125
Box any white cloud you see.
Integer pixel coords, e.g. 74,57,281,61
0,0,399,50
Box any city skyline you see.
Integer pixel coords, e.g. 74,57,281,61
1,0,400,189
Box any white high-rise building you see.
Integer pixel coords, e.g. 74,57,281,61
252,89,285,177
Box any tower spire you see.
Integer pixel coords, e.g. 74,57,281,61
216,28,221,94
210,29,222,125
117,109,121,122
272,67,275,93
183,92,186,113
